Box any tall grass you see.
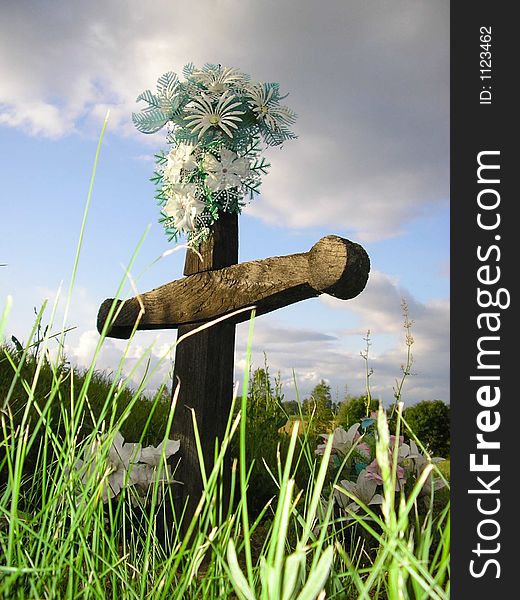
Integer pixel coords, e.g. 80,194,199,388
0,117,449,598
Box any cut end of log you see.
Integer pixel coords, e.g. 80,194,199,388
308,235,370,300
97,298,139,339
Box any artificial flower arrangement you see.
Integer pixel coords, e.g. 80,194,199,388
132,63,297,248
315,413,447,516
73,431,180,503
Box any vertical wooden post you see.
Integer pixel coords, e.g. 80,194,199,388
171,213,238,526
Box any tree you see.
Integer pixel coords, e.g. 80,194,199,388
403,400,450,457
335,395,379,429
282,400,300,415
246,366,287,432
302,380,334,434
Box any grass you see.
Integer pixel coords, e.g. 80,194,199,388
0,116,450,598
0,335,450,598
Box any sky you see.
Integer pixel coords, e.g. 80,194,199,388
0,0,449,406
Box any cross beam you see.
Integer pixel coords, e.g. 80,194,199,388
96,216,369,529
96,235,370,338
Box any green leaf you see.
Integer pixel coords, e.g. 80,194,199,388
226,539,256,600
183,62,195,79
169,127,198,145
11,335,24,357
132,108,169,134
251,157,270,175
154,151,168,164
295,546,334,600
260,558,279,600
282,551,305,600
156,71,179,99
136,89,161,109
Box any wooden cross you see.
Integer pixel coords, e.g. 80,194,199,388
97,214,370,522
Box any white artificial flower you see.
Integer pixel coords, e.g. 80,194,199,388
315,424,371,461
387,435,413,463
191,66,248,94
73,432,181,503
105,432,141,500
334,470,384,514
129,464,159,491
163,143,197,183
203,148,251,192
74,432,141,502
184,92,244,139
163,183,206,232
246,83,296,130
365,457,407,490
140,439,181,467
128,439,180,501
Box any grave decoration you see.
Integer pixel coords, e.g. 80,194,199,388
72,432,180,504
132,63,297,249
97,64,370,524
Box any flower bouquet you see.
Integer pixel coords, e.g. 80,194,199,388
73,431,180,503
315,413,447,517
133,63,297,248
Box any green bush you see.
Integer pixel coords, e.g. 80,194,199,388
403,400,450,457
0,344,172,494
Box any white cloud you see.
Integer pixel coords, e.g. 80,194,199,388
0,0,449,240
69,327,176,396
0,101,74,138
235,270,449,405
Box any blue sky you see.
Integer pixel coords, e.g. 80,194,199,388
0,0,449,405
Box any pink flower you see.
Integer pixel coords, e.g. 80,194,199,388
356,442,371,460
334,471,383,514
315,424,362,458
407,441,447,499
365,458,406,489
389,435,404,450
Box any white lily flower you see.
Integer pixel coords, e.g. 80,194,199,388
365,457,407,490
75,431,141,502
128,440,180,501
163,183,206,232
335,470,384,514
140,439,181,466
163,143,197,183
406,441,447,497
104,432,141,499
72,432,181,503
315,424,370,461
129,463,172,491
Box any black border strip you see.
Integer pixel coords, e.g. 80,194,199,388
451,2,514,595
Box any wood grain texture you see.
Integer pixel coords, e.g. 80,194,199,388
97,235,370,339
95,221,370,531
170,213,238,530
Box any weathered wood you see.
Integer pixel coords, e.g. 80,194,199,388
96,214,370,533
97,236,370,339
171,213,238,530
